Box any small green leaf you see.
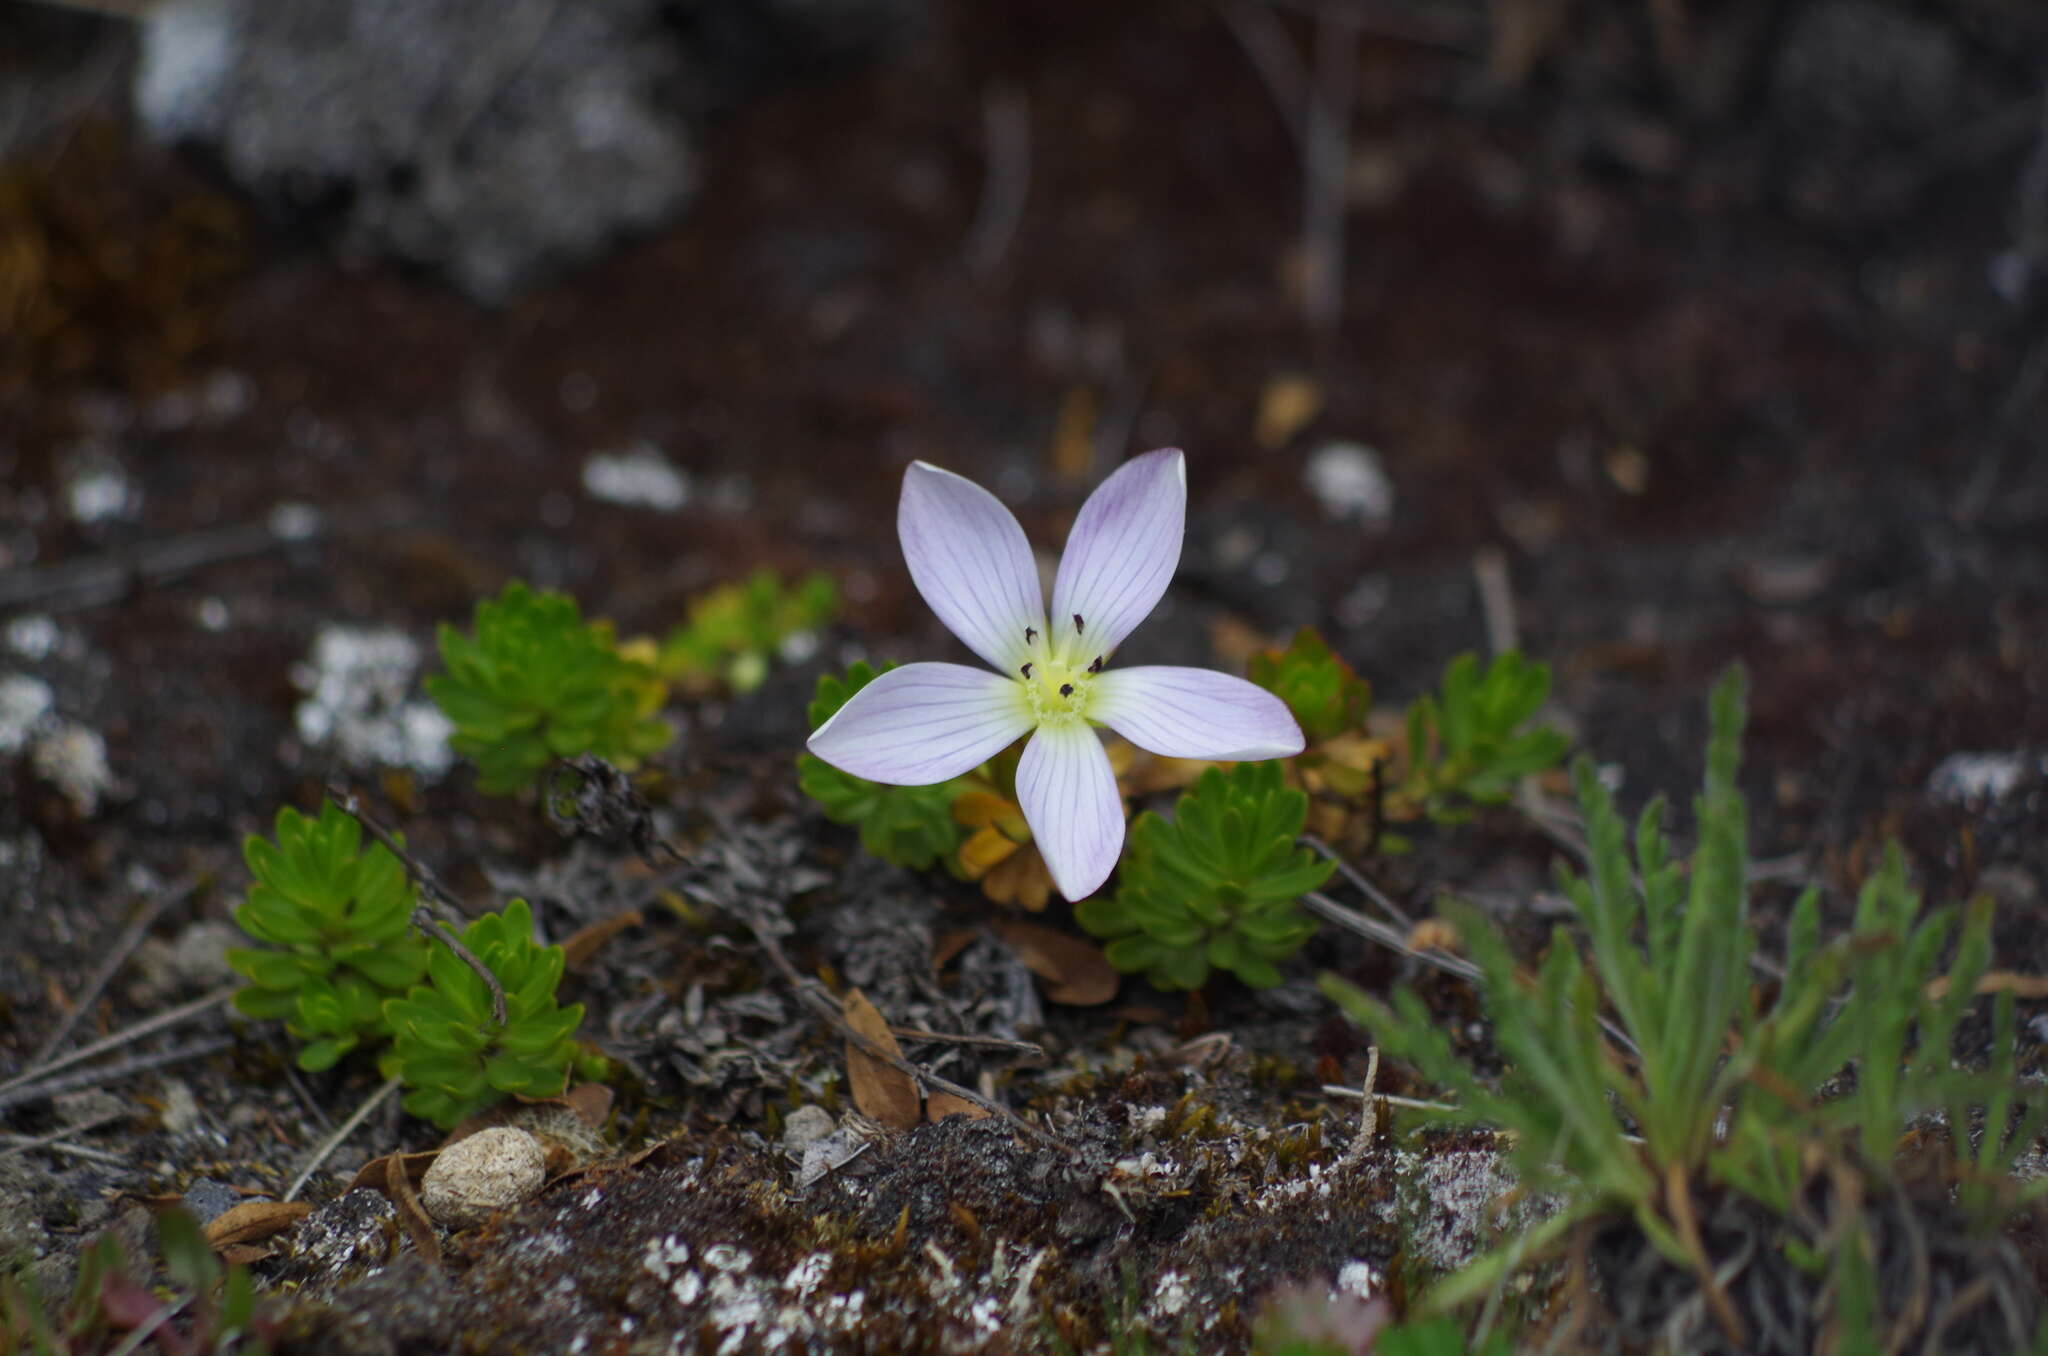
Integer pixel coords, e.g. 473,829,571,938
1088,762,1331,991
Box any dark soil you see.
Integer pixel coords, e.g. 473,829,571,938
2,0,2046,1351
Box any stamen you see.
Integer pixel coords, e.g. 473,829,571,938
1021,662,1033,679
1059,683,1074,698
1072,613,1085,634
1025,626,1037,644
1087,656,1103,673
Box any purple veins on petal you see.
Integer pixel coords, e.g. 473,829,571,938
807,662,1033,785
1089,666,1306,761
1050,448,1187,660
898,461,1045,673
1015,722,1125,902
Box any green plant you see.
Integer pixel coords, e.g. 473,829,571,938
428,581,672,794
1078,761,1332,989
382,898,584,1128
796,662,967,870
1325,667,2046,1325
1395,652,1566,822
226,801,429,1072
1248,628,1371,743
658,569,837,694
2,1209,268,1355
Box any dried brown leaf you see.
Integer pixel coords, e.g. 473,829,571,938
1926,970,2048,1001
924,1090,990,1123
387,1147,442,1266
560,910,644,970
993,919,1120,1006
563,1082,615,1127
842,988,920,1130
202,1199,314,1249
347,1150,437,1196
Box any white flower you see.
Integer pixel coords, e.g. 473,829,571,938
806,448,1304,900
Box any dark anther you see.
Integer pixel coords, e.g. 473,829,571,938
1072,613,1085,633
1087,655,1103,673
1021,662,1033,679
1025,626,1037,644
1059,683,1074,697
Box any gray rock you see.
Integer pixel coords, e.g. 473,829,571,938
180,1178,245,1227
134,0,697,301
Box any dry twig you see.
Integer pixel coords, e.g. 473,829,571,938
29,877,202,1070
325,783,508,1026
0,982,236,1104
287,1076,403,1202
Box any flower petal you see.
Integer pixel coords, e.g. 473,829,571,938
1090,667,1306,760
1049,447,1185,659
807,663,1033,784
1015,722,1125,902
899,461,1045,672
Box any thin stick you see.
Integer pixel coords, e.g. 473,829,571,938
1301,5,1358,334
1299,835,1413,928
29,878,201,1070
0,1137,129,1167
1219,1,1309,153
965,86,1031,275
890,1028,1046,1058
1305,888,1642,1056
14,0,158,19
1473,547,1518,658
325,784,507,1026
286,1076,402,1202
0,983,236,1100
0,1109,125,1159
736,901,1075,1156
1340,1046,1380,1167
0,1037,236,1112
0,519,311,613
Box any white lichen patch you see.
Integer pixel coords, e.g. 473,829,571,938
30,721,115,816
1926,751,2037,805
292,625,453,776
0,674,54,755
1387,1146,1547,1275
5,615,60,662
1150,1269,1191,1318
1304,441,1394,526
582,443,690,511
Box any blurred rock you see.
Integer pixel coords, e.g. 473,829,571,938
134,0,697,302
130,0,923,301
1771,0,1961,141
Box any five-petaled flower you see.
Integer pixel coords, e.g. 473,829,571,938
807,448,1305,900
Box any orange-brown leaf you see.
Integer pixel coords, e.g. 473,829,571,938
201,1199,313,1249
842,988,920,1130
994,919,1120,1006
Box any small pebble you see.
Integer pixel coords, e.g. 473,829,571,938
420,1127,546,1228
781,1104,836,1158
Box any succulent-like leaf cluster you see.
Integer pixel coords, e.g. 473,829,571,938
1078,762,1332,989
428,581,671,794
797,662,968,870
1247,628,1371,743
1325,668,2046,1322
659,569,837,695
227,801,429,1072
1396,651,1567,821
383,898,584,1129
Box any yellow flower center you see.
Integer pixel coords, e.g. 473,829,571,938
1015,617,1104,728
